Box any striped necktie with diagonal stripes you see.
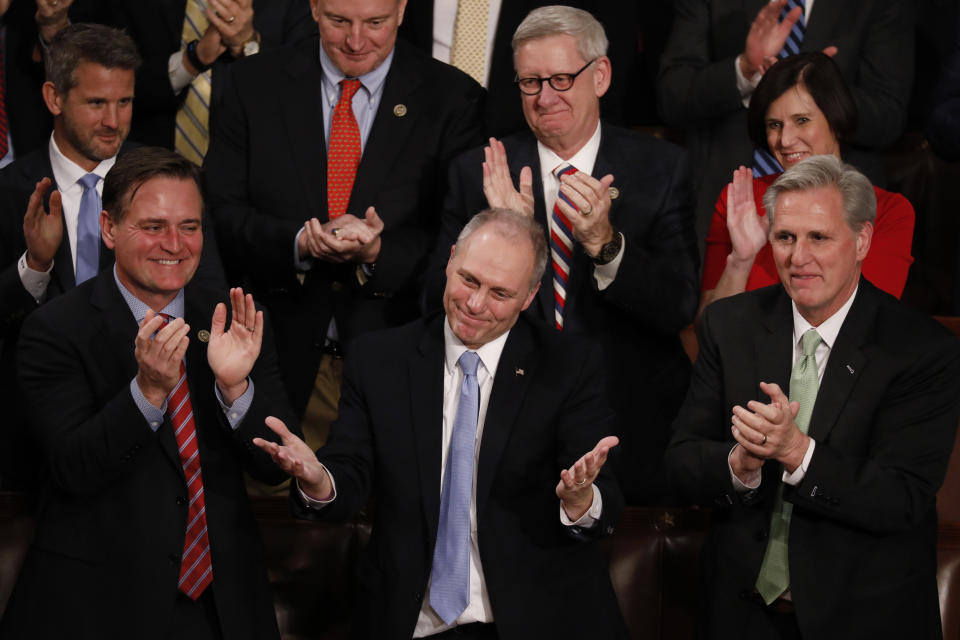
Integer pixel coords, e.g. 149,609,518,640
550,164,578,330
175,0,213,165
161,315,213,599
753,0,806,176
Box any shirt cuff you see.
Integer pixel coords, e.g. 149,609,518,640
592,232,625,290
734,54,762,106
297,465,337,508
168,49,195,94
214,378,254,430
294,227,314,271
783,437,816,485
560,484,602,527
18,252,52,303
728,443,761,490
130,377,167,432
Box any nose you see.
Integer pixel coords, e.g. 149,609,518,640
160,228,182,253
345,23,364,50
465,288,486,314
536,81,561,107
102,102,119,129
780,122,798,148
791,237,810,266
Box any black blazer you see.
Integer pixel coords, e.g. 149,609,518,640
435,124,700,504
293,313,628,639
205,35,484,417
0,274,299,639
657,0,915,245
666,279,960,638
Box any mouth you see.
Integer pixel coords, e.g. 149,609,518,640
779,151,808,166
152,259,184,266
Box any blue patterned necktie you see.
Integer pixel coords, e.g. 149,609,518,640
75,173,101,284
753,0,807,176
756,328,822,603
430,350,481,624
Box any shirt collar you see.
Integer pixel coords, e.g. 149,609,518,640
443,317,509,380
48,133,116,191
318,39,394,103
537,121,601,182
113,264,185,323
791,284,859,350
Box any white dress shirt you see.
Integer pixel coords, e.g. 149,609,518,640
18,135,116,302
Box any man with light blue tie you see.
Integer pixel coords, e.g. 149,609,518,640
254,208,629,639
0,23,140,489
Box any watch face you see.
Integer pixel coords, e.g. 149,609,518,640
243,40,260,56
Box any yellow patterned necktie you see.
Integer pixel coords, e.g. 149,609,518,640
450,0,489,85
756,328,822,604
175,0,213,165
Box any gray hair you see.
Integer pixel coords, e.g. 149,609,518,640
763,155,876,232
46,23,141,94
512,6,608,62
455,208,548,292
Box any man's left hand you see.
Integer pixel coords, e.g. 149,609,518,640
556,435,619,521
731,381,810,473
555,170,616,257
207,0,255,57
209,287,262,404
302,206,384,264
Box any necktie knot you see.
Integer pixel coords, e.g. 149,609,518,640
554,164,577,180
458,350,480,378
78,173,99,191
800,329,821,357
339,78,362,103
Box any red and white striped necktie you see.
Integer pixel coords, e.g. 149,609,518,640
550,164,578,329
162,315,213,599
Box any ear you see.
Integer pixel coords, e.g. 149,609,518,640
309,0,321,23
41,81,63,117
593,56,611,99
396,0,407,25
520,282,540,311
854,220,873,262
100,210,117,250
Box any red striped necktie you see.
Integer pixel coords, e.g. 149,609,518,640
550,164,578,329
161,314,213,599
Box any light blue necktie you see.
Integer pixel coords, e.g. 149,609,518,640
75,173,101,284
430,350,481,625
753,0,807,177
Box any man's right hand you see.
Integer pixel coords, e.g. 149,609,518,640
482,137,534,217
740,0,802,78
255,416,333,500
134,311,190,408
23,178,63,272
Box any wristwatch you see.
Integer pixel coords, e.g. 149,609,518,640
185,40,212,73
241,32,261,57
590,231,623,266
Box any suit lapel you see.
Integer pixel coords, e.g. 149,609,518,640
348,43,422,216
281,38,328,220
475,320,538,517
801,0,841,50
410,316,446,539
807,283,873,442
755,288,794,400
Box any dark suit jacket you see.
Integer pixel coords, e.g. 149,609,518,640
0,274,299,640
666,279,960,639
94,0,315,148
657,0,915,247
1,0,54,158
292,313,628,639
205,35,484,417
398,0,636,137
435,124,699,504
0,143,226,488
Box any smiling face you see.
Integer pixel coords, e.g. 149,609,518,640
514,34,609,158
46,61,134,172
101,176,203,311
443,224,540,349
765,84,840,170
311,0,406,78
770,186,872,326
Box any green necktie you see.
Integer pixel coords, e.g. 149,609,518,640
756,328,822,604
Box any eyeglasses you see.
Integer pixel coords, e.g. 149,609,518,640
513,59,597,95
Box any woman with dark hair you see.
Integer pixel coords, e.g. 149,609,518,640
698,52,915,319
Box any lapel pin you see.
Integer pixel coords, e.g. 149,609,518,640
197,329,210,343
608,187,620,200
393,104,407,117
515,367,524,376
846,364,855,374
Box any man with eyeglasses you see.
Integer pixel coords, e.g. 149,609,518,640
433,5,699,505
